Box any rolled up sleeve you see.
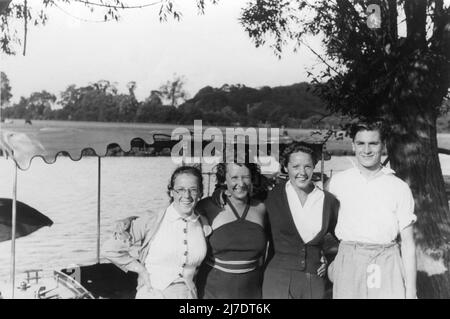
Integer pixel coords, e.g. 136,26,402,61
396,183,416,231
102,216,150,273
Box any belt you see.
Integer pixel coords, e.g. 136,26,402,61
340,240,398,250
205,256,262,274
339,240,399,263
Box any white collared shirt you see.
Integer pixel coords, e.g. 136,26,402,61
328,166,416,244
145,204,207,290
285,181,324,243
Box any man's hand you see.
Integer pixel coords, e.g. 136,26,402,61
317,255,328,278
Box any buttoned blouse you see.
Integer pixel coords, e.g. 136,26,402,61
285,181,324,243
145,204,207,290
328,166,416,244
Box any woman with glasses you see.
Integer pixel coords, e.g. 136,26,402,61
102,165,209,299
195,160,268,299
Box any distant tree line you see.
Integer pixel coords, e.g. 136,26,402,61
1,73,344,128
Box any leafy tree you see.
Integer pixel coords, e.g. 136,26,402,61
59,81,119,121
145,90,163,106
177,102,204,123
183,82,327,124
126,81,137,98
2,81,329,125
159,74,189,107
2,96,27,119
0,71,12,106
26,90,56,119
136,90,163,122
248,101,279,124
116,81,139,122
2,90,56,120
190,86,228,111
116,94,138,122
227,84,261,115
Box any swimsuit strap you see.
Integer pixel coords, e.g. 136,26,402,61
225,196,250,221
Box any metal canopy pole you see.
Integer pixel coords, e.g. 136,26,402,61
10,161,18,299
96,157,101,264
321,144,325,186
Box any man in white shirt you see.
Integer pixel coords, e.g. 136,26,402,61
328,122,417,299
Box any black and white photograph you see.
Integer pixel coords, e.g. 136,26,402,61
0,0,449,302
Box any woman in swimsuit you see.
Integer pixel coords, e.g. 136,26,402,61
195,161,267,299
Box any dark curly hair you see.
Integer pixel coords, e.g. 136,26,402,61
281,143,318,173
167,165,203,203
214,162,261,187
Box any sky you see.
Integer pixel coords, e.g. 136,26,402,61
0,0,325,105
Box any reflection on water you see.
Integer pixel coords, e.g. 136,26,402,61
1,154,450,282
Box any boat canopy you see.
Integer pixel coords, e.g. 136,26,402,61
0,124,330,170
0,125,184,170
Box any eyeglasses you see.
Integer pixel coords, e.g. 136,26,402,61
172,188,199,197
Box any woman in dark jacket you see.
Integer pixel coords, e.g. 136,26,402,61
263,143,339,299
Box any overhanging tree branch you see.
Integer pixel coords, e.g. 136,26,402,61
299,39,343,76
71,0,162,9
0,0,12,14
23,0,27,56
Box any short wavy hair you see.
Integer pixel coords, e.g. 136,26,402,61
167,165,203,203
281,143,319,171
349,121,387,142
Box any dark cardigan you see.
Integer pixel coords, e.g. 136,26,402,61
265,180,339,274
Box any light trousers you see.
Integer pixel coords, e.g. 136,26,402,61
330,241,406,299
